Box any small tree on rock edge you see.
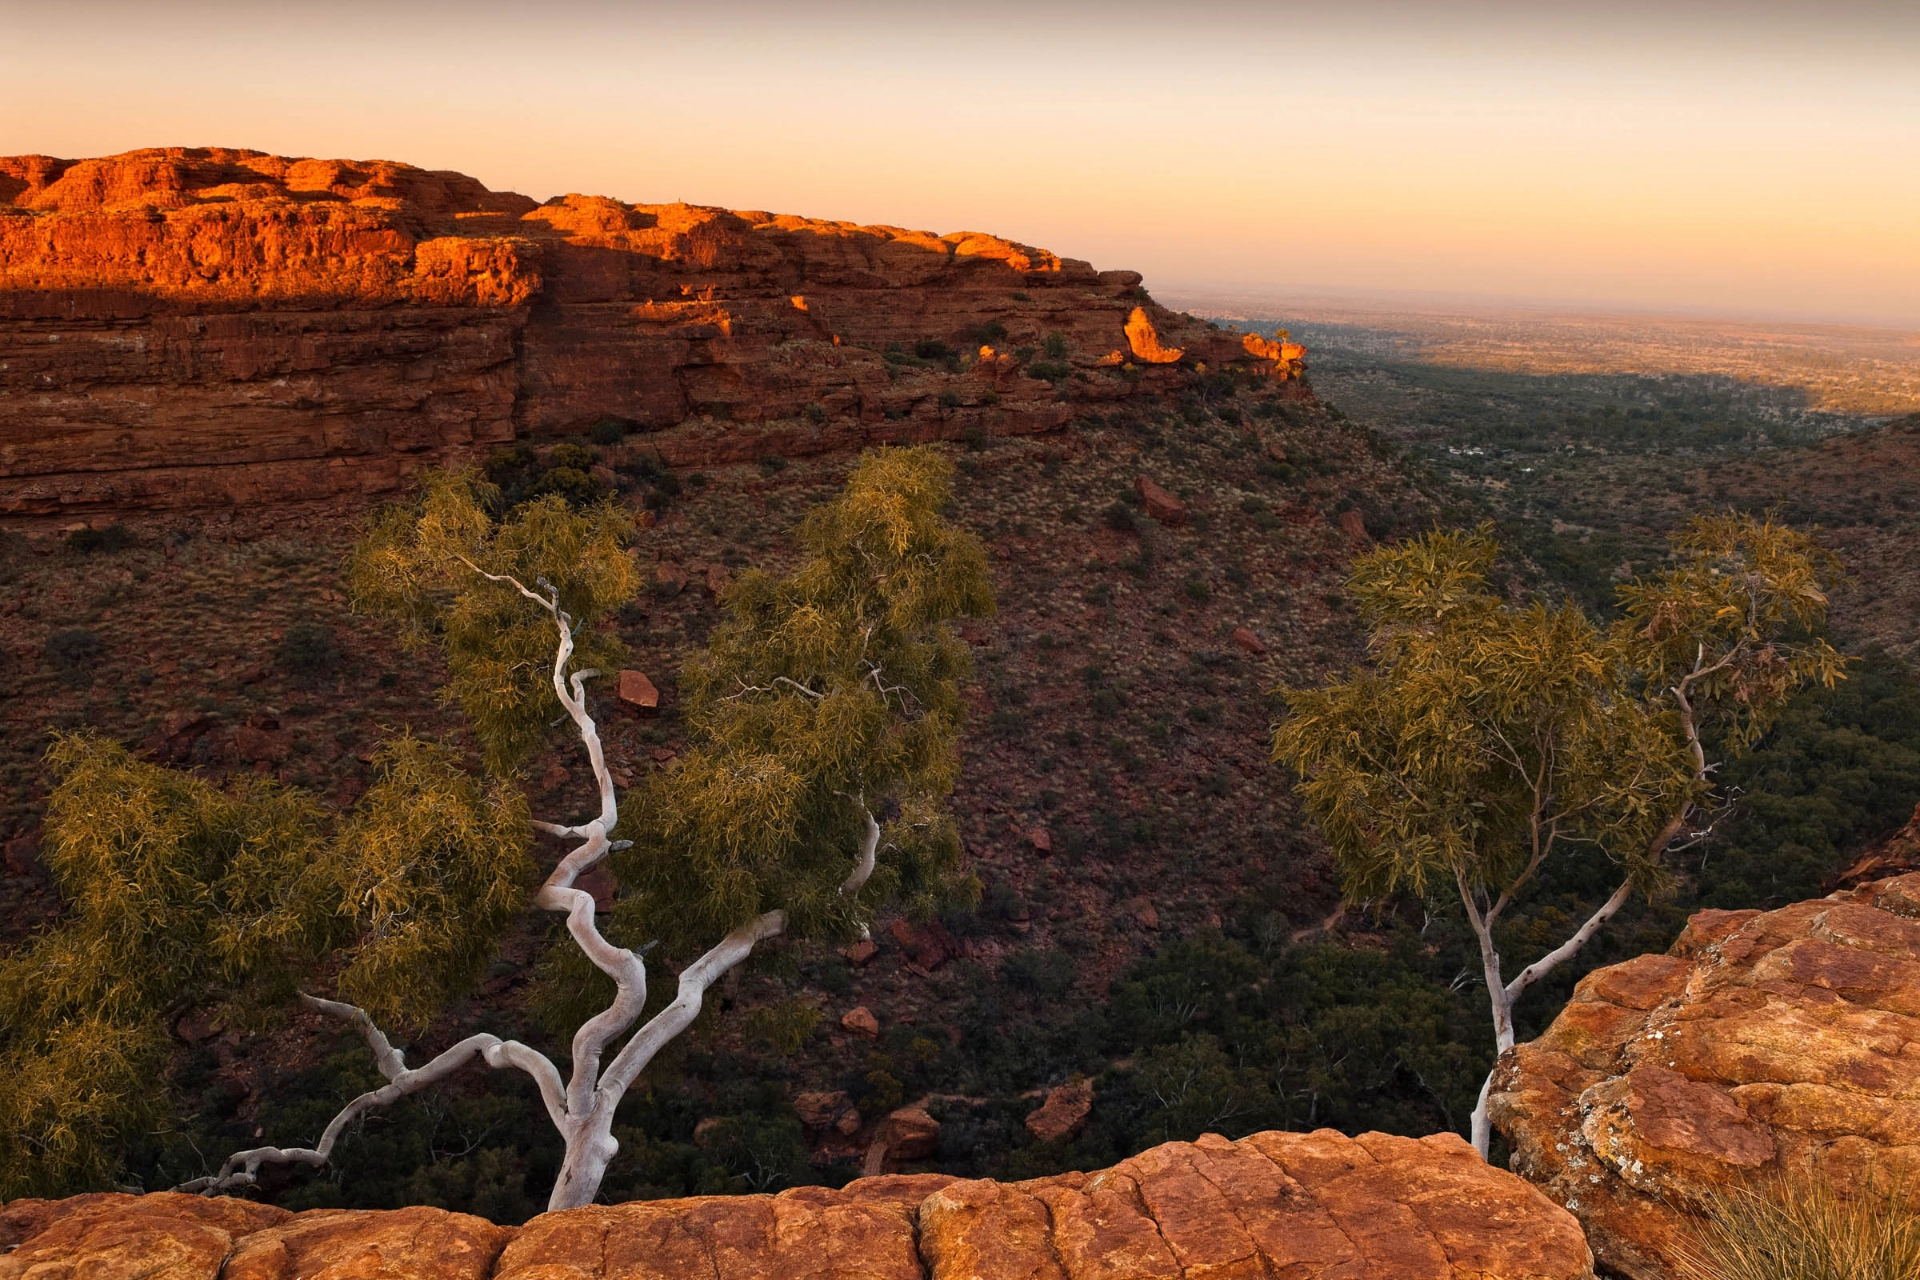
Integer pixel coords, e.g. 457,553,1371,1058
0,446,989,1210
1271,515,1846,1154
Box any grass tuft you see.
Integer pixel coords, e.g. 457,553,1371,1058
1676,1170,1920,1280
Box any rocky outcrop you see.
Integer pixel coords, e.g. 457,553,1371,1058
0,1130,1592,1280
0,148,1301,517
1837,801,1920,885
1489,872,1920,1279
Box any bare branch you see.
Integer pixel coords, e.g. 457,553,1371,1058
297,993,404,1081
177,1004,564,1195
600,910,788,1100
842,799,881,898
1503,874,1635,1003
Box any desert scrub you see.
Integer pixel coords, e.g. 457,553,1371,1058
276,622,340,682
44,629,103,684
1676,1170,1920,1280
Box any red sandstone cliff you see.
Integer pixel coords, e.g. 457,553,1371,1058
0,149,1302,516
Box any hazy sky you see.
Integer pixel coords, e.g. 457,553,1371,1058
5,0,1917,325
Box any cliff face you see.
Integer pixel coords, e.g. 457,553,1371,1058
1490,872,1920,1280
0,149,1301,516
0,1130,1593,1280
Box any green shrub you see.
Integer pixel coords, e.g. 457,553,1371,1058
549,442,596,471
1103,501,1138,533
44,629,102,680
1044,333,1070,359
67,524,134,554
588,418,632,446
277,622,339,679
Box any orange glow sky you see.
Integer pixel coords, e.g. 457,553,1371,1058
4,0,1917,325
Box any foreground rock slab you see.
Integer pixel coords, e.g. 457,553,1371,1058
2,1131,1591,1280
1490,871,1920,1280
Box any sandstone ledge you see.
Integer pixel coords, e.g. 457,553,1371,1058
1,1130,1592,1280
1489,872,1920,1280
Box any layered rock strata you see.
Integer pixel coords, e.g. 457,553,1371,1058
0,1130,1592,1280
1489,872,1920,1279
0,149,1303,517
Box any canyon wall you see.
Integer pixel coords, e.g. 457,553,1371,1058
0,1129,1593,1280
0,149,1302,517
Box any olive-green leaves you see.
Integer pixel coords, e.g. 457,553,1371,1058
350,469,639,775
614,448,990,957
1273,514,1845,907
2,731,531,1195
322,736,532,1032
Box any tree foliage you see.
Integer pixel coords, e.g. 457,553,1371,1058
0,737,325,1196
1277,525,1696,907
349,470,639,774
1,730,531,1194
320,736,532,1031
1272,514,1846,1149
4,446,994,1207
614,447,992,956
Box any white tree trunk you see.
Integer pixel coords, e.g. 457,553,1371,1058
1462,871,1635,1158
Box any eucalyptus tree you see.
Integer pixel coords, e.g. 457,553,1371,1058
1272,515,1846,1155
0,446,989,1210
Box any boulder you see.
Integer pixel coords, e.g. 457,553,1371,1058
1338,508,1371,544
1,1132,1592,1280
1837,799,1920,884
840,1005,880,1037
1229,626,1267,655
793,1090,858,1132
498,1179,945,1280
1490,872,1920,1280
0,1193,291,1280
222,1206,509,1280
1023,1081,1094,1144
3,834,41,877
1241,332,1307,377
1134,475,1189,526
880,1107,941,1162
652,563,689,598
888,918,955,971
615,669,660,710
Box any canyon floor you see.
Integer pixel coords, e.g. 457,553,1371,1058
5,305,1920,1223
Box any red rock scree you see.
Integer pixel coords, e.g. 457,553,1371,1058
0,1130,1593,1279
